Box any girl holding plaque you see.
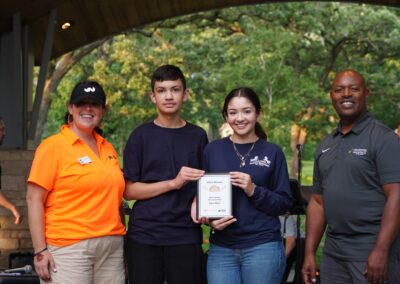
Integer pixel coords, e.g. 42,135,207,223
193,87,293,284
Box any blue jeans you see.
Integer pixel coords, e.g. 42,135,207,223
207,241,285,284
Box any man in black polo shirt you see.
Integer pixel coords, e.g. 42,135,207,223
302,70,400,284
0,116,22,224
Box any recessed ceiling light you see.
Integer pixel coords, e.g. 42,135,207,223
61,21,74,30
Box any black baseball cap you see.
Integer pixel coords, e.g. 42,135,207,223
70,81,106,106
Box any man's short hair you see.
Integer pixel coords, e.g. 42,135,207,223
151,65,186,91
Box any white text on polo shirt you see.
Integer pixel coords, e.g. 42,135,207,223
348,148,367,156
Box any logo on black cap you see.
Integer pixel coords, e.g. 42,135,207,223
84,87,96,93
70,81,106,106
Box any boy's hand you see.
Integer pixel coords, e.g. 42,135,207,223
190,197,208,224
172,166,205,189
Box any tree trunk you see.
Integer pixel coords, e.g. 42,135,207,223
289,123,307,179
289,99,317,179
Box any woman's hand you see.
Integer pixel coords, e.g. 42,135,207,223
210,216,237,231
192,197,236,230
34,249,57,282
230,171,256,197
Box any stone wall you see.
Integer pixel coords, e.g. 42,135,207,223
0,150,34,268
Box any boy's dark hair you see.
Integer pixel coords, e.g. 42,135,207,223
151,65,186,91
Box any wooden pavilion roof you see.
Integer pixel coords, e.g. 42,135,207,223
1,0,398,63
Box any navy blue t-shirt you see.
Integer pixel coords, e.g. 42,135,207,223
123,121,208,245
205,137,293,249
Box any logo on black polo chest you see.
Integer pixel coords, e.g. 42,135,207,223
348,148,367,156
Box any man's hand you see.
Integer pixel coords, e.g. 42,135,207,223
302,194,326,284
302,255,319,284
363,183,400,284
363,247,388,284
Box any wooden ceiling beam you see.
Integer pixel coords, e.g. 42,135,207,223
0,0,398,64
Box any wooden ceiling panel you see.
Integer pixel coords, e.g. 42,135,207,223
0,0,398,64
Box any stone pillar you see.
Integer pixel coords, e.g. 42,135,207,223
0,150,34,268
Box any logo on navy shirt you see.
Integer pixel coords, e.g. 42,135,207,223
249,155,271,167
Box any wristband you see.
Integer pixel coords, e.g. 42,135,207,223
34,247,48,256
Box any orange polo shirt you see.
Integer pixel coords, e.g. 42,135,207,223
28,125,125,246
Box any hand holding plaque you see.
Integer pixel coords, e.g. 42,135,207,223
197,173,232,219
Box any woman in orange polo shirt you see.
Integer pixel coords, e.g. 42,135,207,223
26,80,126,284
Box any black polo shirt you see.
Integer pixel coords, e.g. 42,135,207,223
313,112,400,261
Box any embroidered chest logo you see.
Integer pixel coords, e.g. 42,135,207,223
348,148,367,156
321,148,330,153
249,156,271,167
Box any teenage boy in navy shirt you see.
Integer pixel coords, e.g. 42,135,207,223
123,65,208,284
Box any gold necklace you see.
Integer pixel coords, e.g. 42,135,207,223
231,139,257,167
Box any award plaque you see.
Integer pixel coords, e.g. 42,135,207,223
197,173,232,219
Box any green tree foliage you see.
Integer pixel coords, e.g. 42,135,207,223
44,2,400,159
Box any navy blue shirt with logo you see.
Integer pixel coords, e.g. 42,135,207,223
313,112,400,261
123,121,208,246
205,137,293,249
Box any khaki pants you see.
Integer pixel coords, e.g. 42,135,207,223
43,236,125,284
